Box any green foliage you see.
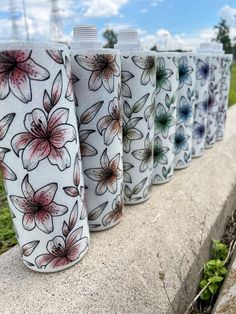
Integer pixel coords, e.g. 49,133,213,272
0,174,16,255
211,240,228,260
229,64,236,107
214,19,232,54
103,29,117,48
199,240,228,301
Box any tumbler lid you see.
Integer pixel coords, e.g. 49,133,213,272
211,42,224,54
115,29,141,51
198,42,212,52
70,25,102,49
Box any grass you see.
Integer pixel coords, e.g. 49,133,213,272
229,63,236,107
0,174,17,254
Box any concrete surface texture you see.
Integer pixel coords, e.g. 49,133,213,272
213,252,236,314
0,105,236,314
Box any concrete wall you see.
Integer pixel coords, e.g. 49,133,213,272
1,105,236,314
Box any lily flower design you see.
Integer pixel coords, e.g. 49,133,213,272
10,175,68,234
170,125,190,154
132,133,154,172
155,103,175,138
132,55,156,86
74,54,120,93
11,108,76,171
102,195,123,227
153,136,169,167
196,57,210,86
0,148,17,181
155,57,173,94
84,149,122,195
64,56,79,102
177,96,193,126
192,118,206,144
0,50,49,103
97,97,122,145
36,227,88,269
176,56,193,89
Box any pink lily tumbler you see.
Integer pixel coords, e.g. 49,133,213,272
0,42,89,273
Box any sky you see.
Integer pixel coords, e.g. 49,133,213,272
0,0,236,51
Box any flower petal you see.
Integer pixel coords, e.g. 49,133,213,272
10,196,33,213
63,186,79,197
141,69,150,85
18,58,50,81
24,109,48,136
50,124,76,148
100,149,109,169
11,132,34,156
97,116,113,135
48,108,69,130
75,55,100,71
96,180,108,195
80,142,97,157
88,71,102,91
104,120,119,145
9,68,31,103
46,50,64,64
47,236,66,254
66,227,83,250
48,146,71,171
67,237,88,261
102,70,114,93
0,72,10,100
36,253,55,269
22,139,51,171
44,202,68,216
34,183,57,206
35,211,53,233
0,161,17,181
22,213,36,231
21,174,34,202
85,168,105,181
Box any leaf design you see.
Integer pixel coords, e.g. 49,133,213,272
0,113,15,140
132,177,148,195
22,240,39,257
123,100,132,119
62,221,70,237
69,201,79,230
80,101,104,124
124,185,132,199
89,223,101,229
132,93,149,113
51,70,63,106
46,50,64,64
88,202,108,221
43,90,53,113
80,204,87,220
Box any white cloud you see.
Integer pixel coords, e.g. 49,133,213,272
139,27,218,51
80,0,128,18
150,0,164,7
219,5,236,26
141,8,147,14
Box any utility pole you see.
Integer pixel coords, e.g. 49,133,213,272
22,0,30,41
9,0,20,40
50,0,63,41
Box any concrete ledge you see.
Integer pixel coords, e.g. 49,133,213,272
213,251,236,314
1,105,236,314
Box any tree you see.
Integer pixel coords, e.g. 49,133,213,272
103,29,117,48
214,19,232,54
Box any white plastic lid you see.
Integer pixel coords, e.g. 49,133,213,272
115,29,141,51
211,42,224,54
70,25,102,49
198,42,212,52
